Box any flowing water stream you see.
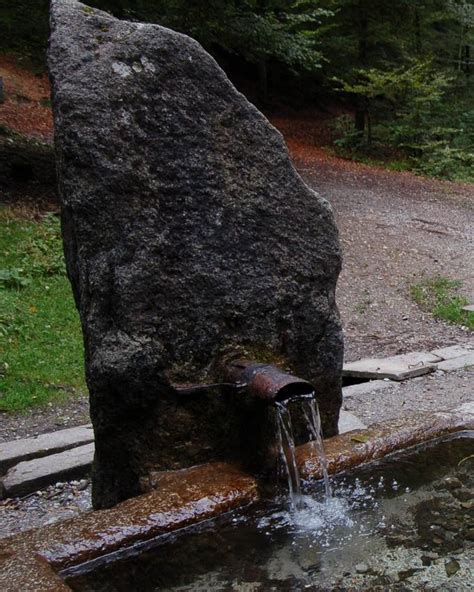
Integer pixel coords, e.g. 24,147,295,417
275,394,332,508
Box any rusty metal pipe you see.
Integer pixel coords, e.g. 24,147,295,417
223,360,315,402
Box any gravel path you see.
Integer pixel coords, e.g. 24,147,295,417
273,114,474,363
343,369,473,426
0,479,91,539
0,392,89,444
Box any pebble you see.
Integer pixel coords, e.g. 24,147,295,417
430,525,445,539
435,477,462,491
77,479,89,491
355,562,370,574
444,558,460,577
452,488,472,502
421,552,439,566
397,568,420,581
444,520,462,532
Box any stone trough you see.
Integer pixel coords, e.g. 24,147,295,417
1,402,473,592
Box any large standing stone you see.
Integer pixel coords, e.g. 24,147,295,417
49,0,343,508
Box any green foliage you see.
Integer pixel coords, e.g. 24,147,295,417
410,276,474,330
0,268,31,290
321,0,474,181
0,213,65,284
335,60,453,106
415,144,474,181
125,0,332,73
333,57,474,181
18,213,66,277
1,0,473,180
331,114,362,148
0,209,85,412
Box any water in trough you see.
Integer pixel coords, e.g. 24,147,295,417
63,398,474,591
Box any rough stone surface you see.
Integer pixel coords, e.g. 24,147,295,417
338,410,367,433
1,443,94,498
0,425,93,474
343,351,440,381
48,0,343,508
436,352,474,372
431,343,474,360
342,379,395,398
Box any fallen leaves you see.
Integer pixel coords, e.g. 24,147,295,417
0,55,53,140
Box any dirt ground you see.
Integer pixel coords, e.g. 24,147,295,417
343,368,473,426
273,114,474,363
0,393,90,443
0,56,53,140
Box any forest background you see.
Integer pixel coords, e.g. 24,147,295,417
1,0,473,181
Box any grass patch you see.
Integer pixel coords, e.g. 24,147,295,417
410,276,474,330
0,208,85,412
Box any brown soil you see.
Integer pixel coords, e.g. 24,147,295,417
0,56,57,211
0,55,53,141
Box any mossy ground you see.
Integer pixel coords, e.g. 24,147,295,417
410,276,474,331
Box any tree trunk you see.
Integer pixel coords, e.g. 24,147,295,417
457,25,465,72
355,109,365,135
414,8,421,55
357,0,368,64
258,56,269,107
355,0,368,139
